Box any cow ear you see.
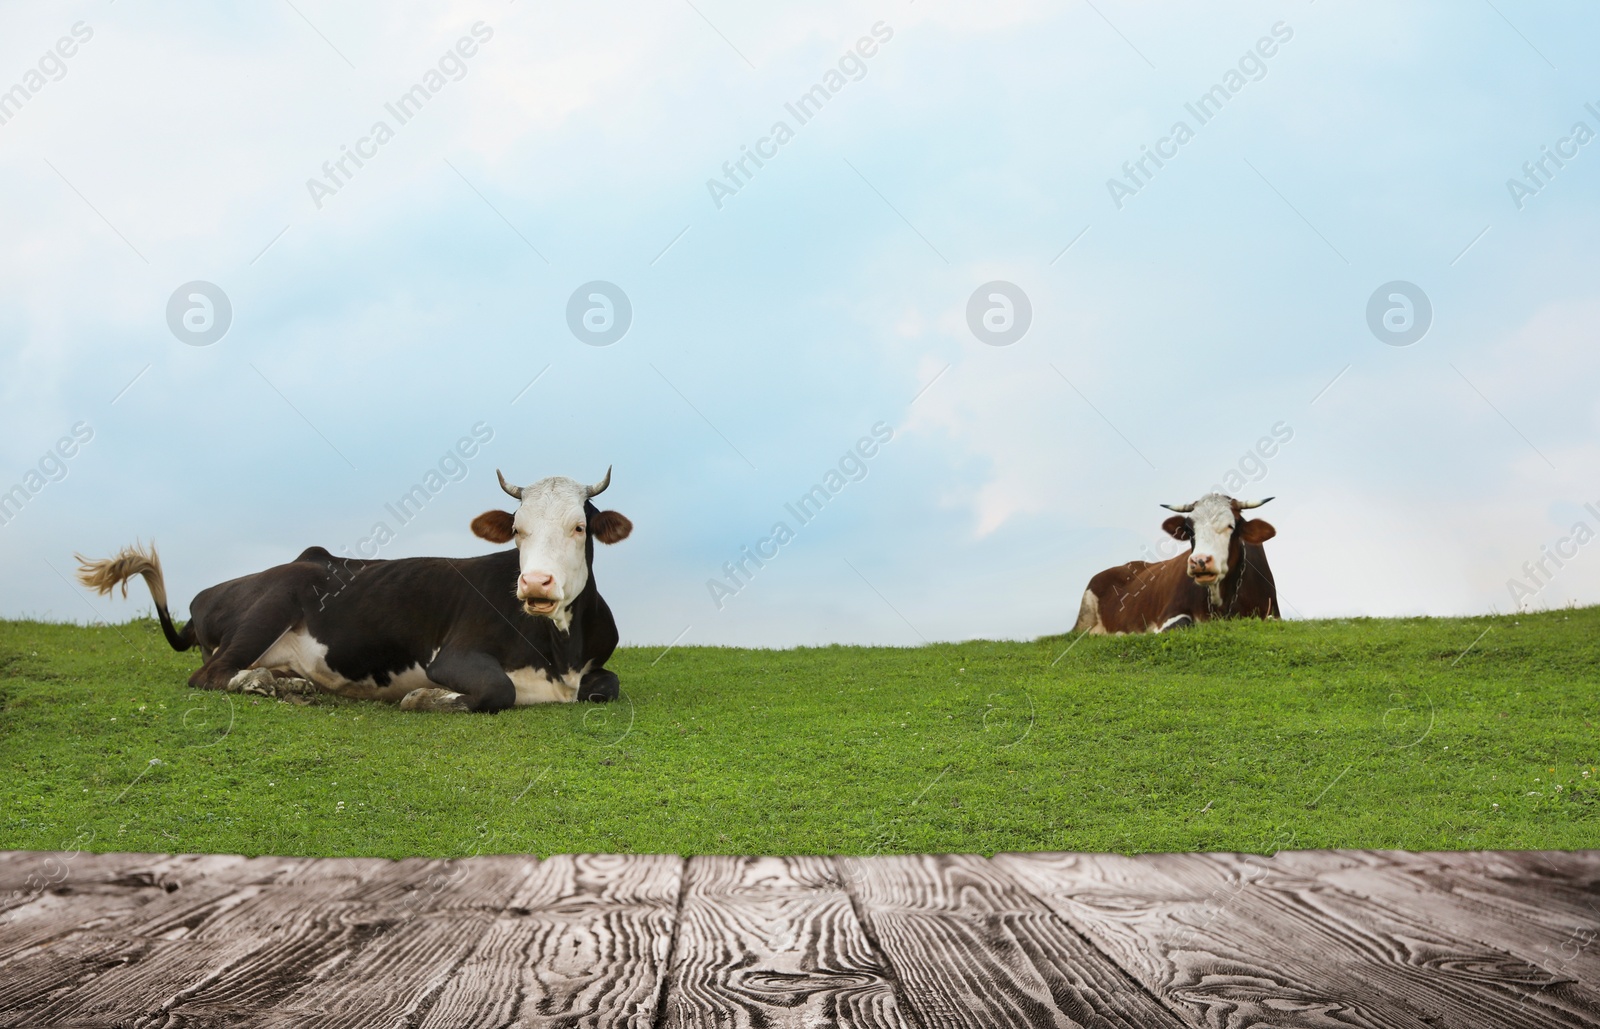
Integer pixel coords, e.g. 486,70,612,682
1239,518,1276,544
590,510,633,544
471,510,515,544
1161,515,1192,541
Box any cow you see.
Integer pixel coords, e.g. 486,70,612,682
75,469,633,713
1073,493,1278,635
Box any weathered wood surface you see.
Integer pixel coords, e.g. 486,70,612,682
842,853,1190,1028
659,855,908,1028
419,853,681,1029
998,849,1600,1029
0,848,1596,1028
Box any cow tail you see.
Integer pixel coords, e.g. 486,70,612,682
74,542,195,652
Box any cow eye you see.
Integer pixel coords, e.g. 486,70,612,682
574,523,585,534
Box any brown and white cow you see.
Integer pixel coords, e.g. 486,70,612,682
1073,493,1279,634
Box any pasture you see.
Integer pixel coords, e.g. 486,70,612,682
1,609,1596,859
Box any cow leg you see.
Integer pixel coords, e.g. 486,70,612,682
186,609,299,691
578,667,619,703
1157,613,1194,633
410,650,515,713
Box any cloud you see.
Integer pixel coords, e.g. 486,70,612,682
5,1,1600,644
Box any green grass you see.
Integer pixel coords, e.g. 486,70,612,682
2,610,1598,859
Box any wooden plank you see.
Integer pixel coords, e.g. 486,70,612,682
417,853,682,1029
1000,850,1600,1029
130,855,538,1028
1355,849,1600,934
7,882,349,1027
1255,850,1600,987
3,855,525,1028
843,853,1189,1029
0,881,271,1026
0,850,244,891
6,847,1598,1027
0,852,279,1020
653,855,908,1028
0,851,265,922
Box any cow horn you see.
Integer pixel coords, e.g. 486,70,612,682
587,466,612,499
1236,497,1274,510
1160,502,1195,513
496,469,523,501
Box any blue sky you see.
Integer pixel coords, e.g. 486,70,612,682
3,0,1599,646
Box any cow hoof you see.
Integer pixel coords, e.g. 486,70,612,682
226,668,277,694
226,669,317,699
273,676,318,696
400,687,471,713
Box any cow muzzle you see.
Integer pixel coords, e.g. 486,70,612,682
517,572,563,615
1187,556,1220,583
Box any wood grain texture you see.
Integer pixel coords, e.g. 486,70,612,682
657,855,909,1028
843,853,1189,1029
0,853,277,1026
1000,850,1600,1029
1252,849,1600,987
2,847,1598,1027
150,862,532,1028
418,852,682,1029
1352,849,1600,934
0,852,534,1028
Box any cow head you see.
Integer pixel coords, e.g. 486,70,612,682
470,468,632,630
1160,494,1275,588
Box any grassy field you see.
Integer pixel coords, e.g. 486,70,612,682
1,610,1597,859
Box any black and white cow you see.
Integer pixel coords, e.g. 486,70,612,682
75,469,632,713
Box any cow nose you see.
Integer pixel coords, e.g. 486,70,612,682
1189,556,1215,574
518,571,555,597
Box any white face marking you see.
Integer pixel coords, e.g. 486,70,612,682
508,477,592,630
1179,493,1239,585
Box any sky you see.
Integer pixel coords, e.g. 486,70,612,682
2,0,1598,647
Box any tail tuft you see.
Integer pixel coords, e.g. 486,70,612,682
76,542,168,609
75,542,191,651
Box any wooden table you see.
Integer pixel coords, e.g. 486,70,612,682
2,848,1596,1027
